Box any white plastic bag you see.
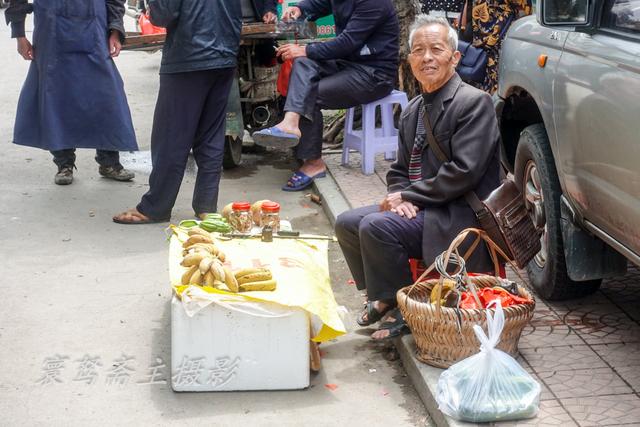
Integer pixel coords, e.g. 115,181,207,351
436,302,541,423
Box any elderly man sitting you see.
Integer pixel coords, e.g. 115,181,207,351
335,15,501,340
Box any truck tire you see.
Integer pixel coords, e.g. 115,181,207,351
514,124,601,300
222,135,242,169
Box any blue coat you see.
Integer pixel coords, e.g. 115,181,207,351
9,0,138,152
298,0,399,78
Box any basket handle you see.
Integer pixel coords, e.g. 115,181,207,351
405,228,529,299
430,250,484,316
408,227,502,290
448,228,530,285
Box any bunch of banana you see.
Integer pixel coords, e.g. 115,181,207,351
180,255,235,289
181,228,227,262
179,229,276,292
180,227,233,289
234,268,277,292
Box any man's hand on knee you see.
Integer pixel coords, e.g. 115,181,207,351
391,201,419,219
380,191,403,211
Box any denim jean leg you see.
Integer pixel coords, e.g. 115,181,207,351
51,149,76,168
95,150,120,168
284,58,338,120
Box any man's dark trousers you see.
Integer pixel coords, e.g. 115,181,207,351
137,67,235,220
335,205,425,302
51,150,120,168
286,58,395,160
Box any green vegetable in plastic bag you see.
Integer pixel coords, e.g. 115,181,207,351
436,302,541,423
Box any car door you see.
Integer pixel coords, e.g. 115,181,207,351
553,0,640,254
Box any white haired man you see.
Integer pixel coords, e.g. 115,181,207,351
335,15,501,340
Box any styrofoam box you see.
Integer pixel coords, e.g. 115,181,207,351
171,296,310,391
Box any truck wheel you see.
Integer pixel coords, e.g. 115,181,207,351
514,124,601,300
222,135,242,169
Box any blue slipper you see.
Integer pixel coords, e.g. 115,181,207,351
282,170,326,192
252,127,300,148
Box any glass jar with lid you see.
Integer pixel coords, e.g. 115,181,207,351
260,201,281,233
230,201,252,234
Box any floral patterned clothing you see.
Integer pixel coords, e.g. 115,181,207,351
470,0,532,93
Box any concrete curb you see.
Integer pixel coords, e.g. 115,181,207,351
396,336,474,427
312,170,352,224
313,169,471,427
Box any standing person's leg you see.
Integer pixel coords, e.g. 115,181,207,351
113,71,211,223
95,150,135,181
51,149,76,185
190,67,235,216
335,205,380,291
482,46,500,95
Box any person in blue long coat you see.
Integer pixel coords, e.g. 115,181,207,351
5,0,138,185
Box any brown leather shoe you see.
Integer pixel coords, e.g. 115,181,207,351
99,165,135,181
54,166,74,185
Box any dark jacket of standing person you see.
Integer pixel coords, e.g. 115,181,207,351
387,73,501,270
298,0,399,78
252,0,277,16
149,0,242,74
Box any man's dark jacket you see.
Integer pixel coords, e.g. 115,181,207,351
297,0,399,78
252,0,277,17
387,74,502,271
148,0,242,74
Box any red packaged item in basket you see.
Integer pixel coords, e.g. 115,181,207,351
138,13,166,35
460,287,533,309
460,291,482,309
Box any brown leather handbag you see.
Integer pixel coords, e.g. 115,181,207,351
423,113,541,269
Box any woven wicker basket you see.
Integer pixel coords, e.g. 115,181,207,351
397,228,535,368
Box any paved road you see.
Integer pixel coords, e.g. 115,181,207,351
0,18,428,426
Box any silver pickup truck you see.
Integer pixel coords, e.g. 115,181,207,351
495,0,640,300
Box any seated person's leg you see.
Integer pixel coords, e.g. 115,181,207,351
254,58,338,148
356,210,424,325
280,107,326,191
335,205,380,291
282,62,394,190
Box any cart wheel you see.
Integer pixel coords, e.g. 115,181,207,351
223,135,242,169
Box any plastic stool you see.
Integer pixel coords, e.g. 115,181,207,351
341,90,409,175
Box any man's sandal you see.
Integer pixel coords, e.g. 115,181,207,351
112,209,169,225
356,301,394,327
371,309,409,341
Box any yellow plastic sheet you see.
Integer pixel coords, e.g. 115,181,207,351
169,228,346,342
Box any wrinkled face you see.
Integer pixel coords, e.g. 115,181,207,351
409,25,460,90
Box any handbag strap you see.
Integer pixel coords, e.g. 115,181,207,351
421,109,488,215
